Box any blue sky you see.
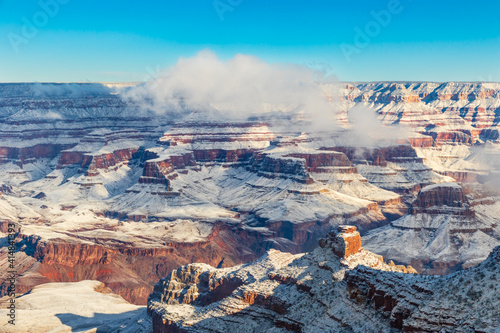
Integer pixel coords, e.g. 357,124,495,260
1,0,499,82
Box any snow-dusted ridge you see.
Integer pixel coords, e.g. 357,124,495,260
148,227,500,332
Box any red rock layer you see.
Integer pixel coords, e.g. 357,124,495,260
0,223,257,305
324,144,422,166
285,152,352,171
408,136,434,148
435,170,478,183
0,144,75,166
84,148,140,176
318,225,362,258
410,183,474,216
249,153,312,183
431,131,473,145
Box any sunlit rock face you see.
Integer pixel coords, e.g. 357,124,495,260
318,225,362,258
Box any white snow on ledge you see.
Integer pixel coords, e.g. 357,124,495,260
420,182,460,192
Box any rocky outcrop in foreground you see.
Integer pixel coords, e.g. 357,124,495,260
148,226,499,332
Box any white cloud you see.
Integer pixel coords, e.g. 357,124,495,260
346,104,410,147
120,50,339,131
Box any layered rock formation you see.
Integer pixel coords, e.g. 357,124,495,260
148,226,499,332
338,82,500,136
0,218,255,304
410,182,474,216
1,81,500,308
336,82,500,183
363,182,500,274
